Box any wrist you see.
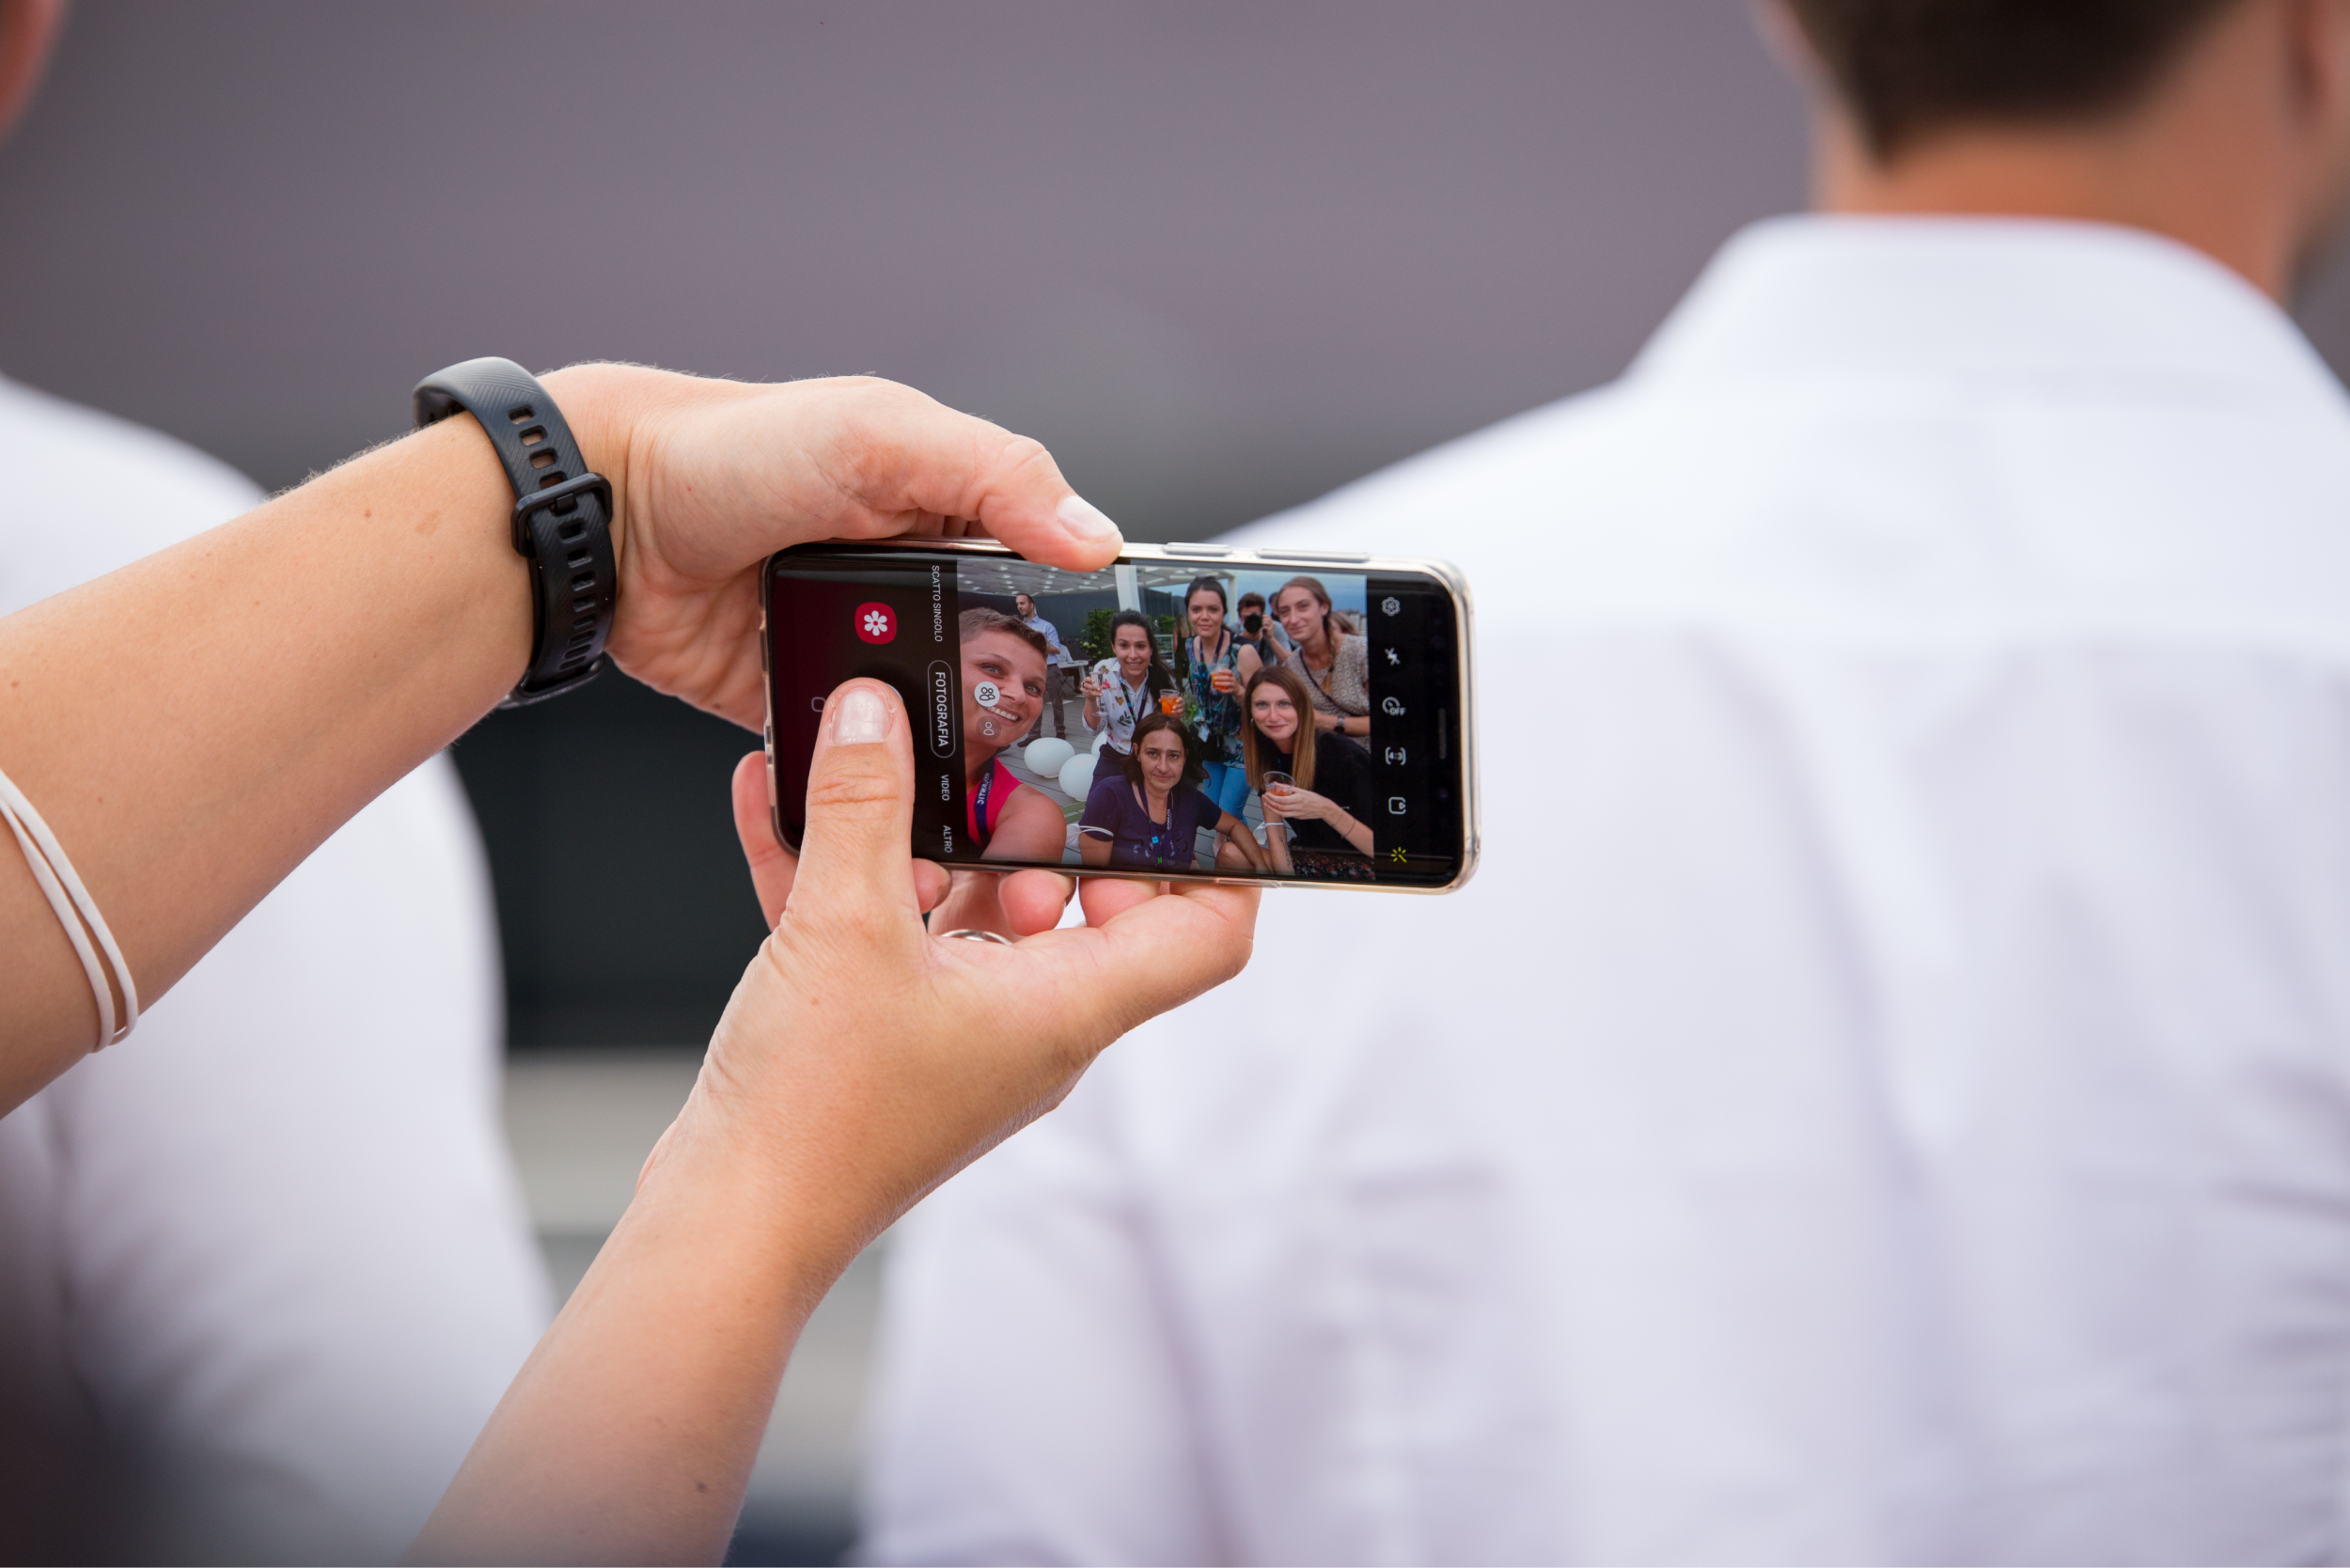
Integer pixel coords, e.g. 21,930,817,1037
539,362,662,576
633,1081,864,1309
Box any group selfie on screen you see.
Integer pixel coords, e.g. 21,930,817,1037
954,575,1383,880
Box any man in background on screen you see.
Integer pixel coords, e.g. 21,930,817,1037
0,3,546,1560
863,1,2350,1560
1013,589,1073,744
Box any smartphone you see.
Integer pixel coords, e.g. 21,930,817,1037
760,539,1477,891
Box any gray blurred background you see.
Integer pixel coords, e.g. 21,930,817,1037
11,3,2350,1561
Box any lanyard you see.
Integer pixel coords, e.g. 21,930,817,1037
1109,672,1149,731
1133,783,1173,863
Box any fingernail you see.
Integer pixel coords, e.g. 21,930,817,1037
831,685,891,745
1057,494,1123,547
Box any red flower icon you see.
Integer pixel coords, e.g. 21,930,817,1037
854,603,896,644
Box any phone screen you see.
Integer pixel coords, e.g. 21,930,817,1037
764,544,1469,888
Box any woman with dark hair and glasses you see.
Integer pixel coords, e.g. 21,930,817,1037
1179,575,1261,821
1077,712,1264,872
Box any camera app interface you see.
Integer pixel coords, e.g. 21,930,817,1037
769,548,1463,886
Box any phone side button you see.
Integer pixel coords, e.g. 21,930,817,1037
1279,550,1371,563
1165,542,1245,557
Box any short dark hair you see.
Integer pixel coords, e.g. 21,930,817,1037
960,606,1048,661
1784,0,2238,159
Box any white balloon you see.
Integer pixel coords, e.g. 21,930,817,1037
1058,751,1098,801
1023,737,1074,777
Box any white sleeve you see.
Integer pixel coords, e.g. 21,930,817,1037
860,1071,1221,1566
41,757,549,1563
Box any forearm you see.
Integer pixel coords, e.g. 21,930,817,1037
408,1120,830,1565
0,364,642,1102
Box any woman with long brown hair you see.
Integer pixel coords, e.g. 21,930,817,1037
1272,574,1370,740
1240,664,1376,871
1078,609,1177,761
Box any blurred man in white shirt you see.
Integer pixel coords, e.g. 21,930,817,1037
0,4,546,1560
864,2,2350,1561
1015,590,1073,743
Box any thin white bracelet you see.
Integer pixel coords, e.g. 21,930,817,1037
0,762,137,1050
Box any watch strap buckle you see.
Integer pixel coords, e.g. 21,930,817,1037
511,472,614,556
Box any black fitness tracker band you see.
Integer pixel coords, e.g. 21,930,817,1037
413,357,616,708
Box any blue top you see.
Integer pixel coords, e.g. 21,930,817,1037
1184,629,1244,764
1080,776,1222,870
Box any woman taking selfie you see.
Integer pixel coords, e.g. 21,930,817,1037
957,607,1069,863
1079,608,1176,760
1241,665,1377,873
1273,574,1371,740
1078,712,1265,873
1179,576,1261,819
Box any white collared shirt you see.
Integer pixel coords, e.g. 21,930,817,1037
863,218,2350,1564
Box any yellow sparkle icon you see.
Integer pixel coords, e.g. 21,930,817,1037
1389,846,1409,864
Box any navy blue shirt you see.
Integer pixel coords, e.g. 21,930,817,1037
1080,776,1222,870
